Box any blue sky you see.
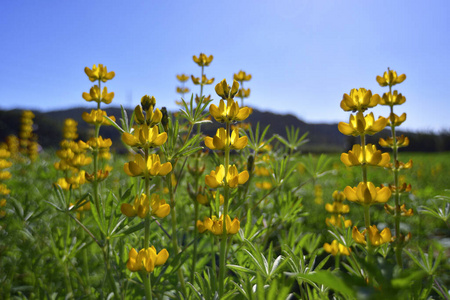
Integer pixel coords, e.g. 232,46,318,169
1,0,449,132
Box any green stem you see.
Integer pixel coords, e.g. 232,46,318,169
143,272,153,300
103,243,120,299
190,201,199,283
79,214,92,298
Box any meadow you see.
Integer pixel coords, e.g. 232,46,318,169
0,61,449,299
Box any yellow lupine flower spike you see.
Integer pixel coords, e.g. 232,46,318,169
215,79,239,100
344,182,391,206
323,240,351,256
191,74,215,85
387,112,407,127
352,226,367,245
204,128,248,150
325,215,352,228
150,194,170,218
340,144,390,167
234,70,252,82
380,90,406,106
122,124,167,149
84,64,115,82
121,194,149,219
338,112,387,136
82,85,114,104
193,53,213,67
82,109,116,125
126,247,169,273
209,99,252,123
376,69,406,87
368,225,392,246
196,215,240,235
340,88,380,112
124,154,172,177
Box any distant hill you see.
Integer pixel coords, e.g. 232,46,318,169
1,107,449,152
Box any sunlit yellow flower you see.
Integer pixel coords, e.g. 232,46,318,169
215,79,239,100
352,226,366,245
126,246,169,273
338,112,387,136
380,90,406,106
234,71,252,82
376,69,406,87
69,201,91,212
82,109,115,125
124,154,172,177
340,88,380,112
205,165,249,188
332,190,346,202
150,194,170,218
121,194,149,219
340,144,390,167
82,85,114,104
384,204,413,217
55,178,71,190
196,188,224,206
69,154,92,168
134,105,162,127
0,199,6,207
325,202,350,214
209,99,251,123
177,74,190,82
254,166,271,176
66,170,87,188
387,112,407,127
323,240,351,256
196,215,240,235
193,53,213,67
122,124,167,149
237,88,251,98
204,128,248,150
191,74,214,85
344,182,391,206
177,87,190,94
87,136,112,149
326,215,352,228
0,149,11,159
368,225,392,246
0,159,12,169
386,159,413,170
0,184,11,195
0,171,12,180
84,64,115,82
379,135,409,148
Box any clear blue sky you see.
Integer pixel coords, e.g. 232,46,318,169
1,0,449,132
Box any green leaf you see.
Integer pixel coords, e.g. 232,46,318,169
294,271,356,297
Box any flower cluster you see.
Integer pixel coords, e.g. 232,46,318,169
325,190,352,228
19,110,39,161
0,147,12,218
233,70,252,107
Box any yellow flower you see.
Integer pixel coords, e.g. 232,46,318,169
209,99,251,123
340,88,380,112
344,182,391,206
0,171,12,180
255,181,273,190
196,188,224,206
340,144,390,167
368,225,392,246
204,128,248,150
386,159,413,170
352,226,366,245
82,85,114,104
134,105,162,127
325,202,350,214
254,166,271,176
215,79,239,100
0,159,12,169
0,184,11,195
376,69,406,87
0,199,6,208
237,88,251,98
176,74,190,82
323,240,351,256
193,53,213,67
177,87,190,94
82,109,115,125
0,149,11,159
379,135,409,148
387,112,407,127
122,124,167,149
205,165,249,188
196,215,240,235
55,178,71,190
234,71,252,82
380,90,406,106
384,204,414,217
338,112,387,136
326,215,352,228
87,136,112,149
66,170,87,188
85,169,110,182
124,154,172,177
191,74,215,85
121,194,149,219
150,194,170,218
332,190,346,202
84,64,115,82
126,246,169,273
69,154,92,168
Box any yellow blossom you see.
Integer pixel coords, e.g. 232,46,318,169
176,74,190,82
0,160,12,169
124,154,172,177
340,88,380,112
204,128,248,150
121,194,149,218
237,88,251,98
177,87,190,94
332,190,346,202
215,79,239,100
325,202,350,214
0,149,11,159
126,247,169,273
87,136,112,149
344,182,391,206
191,74,214,85
0,171,12,180
205,165,249,188
84,64,115,82
352,226,367,245
82,109,115,125
82,85,114,104
323,240,351,256
209,99,251,123
379,135,409,148
340,144,390,167
338,112,387,136
0,184,11,195
122,124,167,149
150,194,170,218
380,90,406,106
85,169,110,182
193,53,213,67
255,181,273,190
376,69,406,87
196,215,240,235
368,225,392,246
387,112,407,127
234,71,252,82
326,215,352,228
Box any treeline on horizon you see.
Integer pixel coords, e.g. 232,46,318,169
1,107,449,153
